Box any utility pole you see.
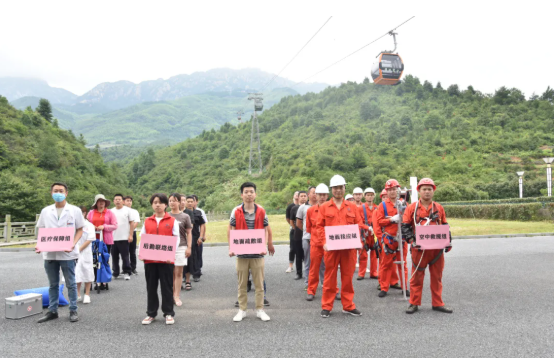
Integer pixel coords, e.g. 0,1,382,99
248,93,263,175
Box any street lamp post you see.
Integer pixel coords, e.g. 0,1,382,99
542,157,554,197
517,171,524,198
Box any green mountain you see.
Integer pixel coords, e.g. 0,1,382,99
72,87,299,146
124,76,554,211
0,96,132,221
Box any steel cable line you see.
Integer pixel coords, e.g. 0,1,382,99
237,16,333,117
293,16,415,87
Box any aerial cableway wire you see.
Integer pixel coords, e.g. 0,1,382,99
237,16,333,116
293,16,415,87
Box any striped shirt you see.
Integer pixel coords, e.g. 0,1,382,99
230,206,268,258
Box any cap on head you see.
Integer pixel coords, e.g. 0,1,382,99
417,178,436,191
364,187,376,194
329,175,347,188
315,183,330,194
352,187,363,194
384,179,401,190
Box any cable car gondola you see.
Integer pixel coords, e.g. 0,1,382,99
237,111,243,121
254,99,263,112
371,31,404,86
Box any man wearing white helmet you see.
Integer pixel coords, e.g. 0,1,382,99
305,184,330,301
345,194,354,202
316,175,366,318
362,188,379,279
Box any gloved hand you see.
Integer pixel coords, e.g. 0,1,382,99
363,243,370,252
389,214,400,223
368,226,374,235
401,223,414,243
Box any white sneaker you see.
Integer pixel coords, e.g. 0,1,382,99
124,274,130,281
233,310,247,322
366,268,370,273
285,267,292,273
257,310,270,322
142,316,155,325
166,315,174,325
83,295,91,304
77,296,82,302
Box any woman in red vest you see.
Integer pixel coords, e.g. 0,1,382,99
140,193,180,326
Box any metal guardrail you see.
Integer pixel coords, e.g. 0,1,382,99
1,210,229,243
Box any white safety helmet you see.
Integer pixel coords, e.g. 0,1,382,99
345,194,354,200
364,188,376,194
315,183,329,194
353,187,363,194
329,174,347,188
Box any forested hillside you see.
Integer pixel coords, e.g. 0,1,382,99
125,76,554,212
0,97,131,220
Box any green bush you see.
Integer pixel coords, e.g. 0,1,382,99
444,203,554,221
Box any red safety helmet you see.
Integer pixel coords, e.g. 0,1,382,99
380,189,387,199
417,178,436,191
384,179,401,190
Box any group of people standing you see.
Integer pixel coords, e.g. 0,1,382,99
35,183,208,325
33,173,452,325
285,175,454,318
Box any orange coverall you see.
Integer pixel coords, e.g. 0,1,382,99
316,199,367,311
403,201,448,307
306,204,324,296
358,203,379,278
373,198,408,293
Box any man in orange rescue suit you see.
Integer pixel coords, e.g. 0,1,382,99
352,187,369,280
373,179,409,298
305,183,329,301
317,175,367,318
360,188,379,280
402,178,453,314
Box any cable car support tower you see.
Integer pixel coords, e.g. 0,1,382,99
248,93,263,175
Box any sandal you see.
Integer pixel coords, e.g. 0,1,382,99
184,282,192,291
174,297,183,307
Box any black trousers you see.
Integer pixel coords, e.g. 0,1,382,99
144,263,175,317
192,239,202,278
289,229,295,263
293,228,304,275
112,241,132,276
129,232,137,271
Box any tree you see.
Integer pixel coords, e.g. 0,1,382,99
447,84,460,96
37,99,53,123
540,86,554,104
423,81,433,92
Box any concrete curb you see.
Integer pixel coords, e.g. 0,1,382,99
2,233,553,252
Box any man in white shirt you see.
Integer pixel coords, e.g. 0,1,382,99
124,196,141,275
111,194,134,280
36,182,84,323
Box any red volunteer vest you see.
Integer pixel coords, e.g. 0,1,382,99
234,204,265,230
144,212,176,264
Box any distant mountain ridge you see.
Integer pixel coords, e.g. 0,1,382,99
76,68,327,110
0,77,77,104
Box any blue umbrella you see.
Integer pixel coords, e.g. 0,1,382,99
93,239,112,284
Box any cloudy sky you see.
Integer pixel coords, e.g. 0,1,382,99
1,0,552,97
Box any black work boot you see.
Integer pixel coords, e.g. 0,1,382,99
378,290,387,298
294,274,303,280
432,306,453,313
406,304,419,314
37,311,58,323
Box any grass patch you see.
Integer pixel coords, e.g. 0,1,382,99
5,216,554,248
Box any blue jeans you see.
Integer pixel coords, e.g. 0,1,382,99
44,260,78,312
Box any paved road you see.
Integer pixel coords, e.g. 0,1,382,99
1,237,553,357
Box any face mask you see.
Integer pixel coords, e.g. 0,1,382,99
52,193,66,203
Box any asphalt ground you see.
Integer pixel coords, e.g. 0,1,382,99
1,237,553,358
